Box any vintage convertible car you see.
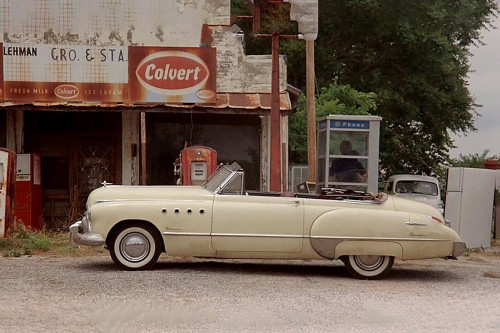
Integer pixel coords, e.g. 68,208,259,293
70,162,465,279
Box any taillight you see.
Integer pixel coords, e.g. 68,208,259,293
432,216,443,223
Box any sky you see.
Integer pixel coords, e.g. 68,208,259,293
449,13,500,158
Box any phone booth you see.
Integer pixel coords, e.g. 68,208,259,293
317,115,382,193
14,154,42,230
180,146,217,185
0,149,16,238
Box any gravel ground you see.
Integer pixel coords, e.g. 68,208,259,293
0,251,499,333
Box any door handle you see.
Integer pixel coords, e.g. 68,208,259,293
289,199,301,205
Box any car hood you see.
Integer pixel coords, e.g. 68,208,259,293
86,185,213,208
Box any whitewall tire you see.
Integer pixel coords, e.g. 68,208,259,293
109,225,162,270
343,255,394,280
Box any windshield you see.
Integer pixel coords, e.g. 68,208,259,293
395,181,438,196
202,162,242,193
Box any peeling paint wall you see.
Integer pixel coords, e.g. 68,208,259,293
212,25,287,93
0,0,229,46
0,0,286,94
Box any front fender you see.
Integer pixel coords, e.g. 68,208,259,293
89,201,165,240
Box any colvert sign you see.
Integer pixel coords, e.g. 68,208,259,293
129,46,216,104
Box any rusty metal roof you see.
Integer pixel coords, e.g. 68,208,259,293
0,92,292,112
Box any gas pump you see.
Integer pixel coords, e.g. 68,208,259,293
177,146,217,185
0,149,16,238
14,154,42,230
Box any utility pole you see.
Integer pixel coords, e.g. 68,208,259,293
140,112,147,185
306,39,316,183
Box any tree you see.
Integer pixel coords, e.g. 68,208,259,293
289,81,377,164
451,149,500,168
232,0,498,178
313,0,498,177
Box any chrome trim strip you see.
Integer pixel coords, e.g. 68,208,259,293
163,232,211,236
162,232,449,242
310,235,448,242
211,233,304,238
406,222,427,226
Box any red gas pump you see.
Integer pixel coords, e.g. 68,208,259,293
0,148,16,238
14,154,42,230
179,146,217,185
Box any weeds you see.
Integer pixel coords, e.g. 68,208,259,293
483,271,500,279
1,225,54,256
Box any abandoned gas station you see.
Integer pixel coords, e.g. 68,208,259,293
0,0,318,229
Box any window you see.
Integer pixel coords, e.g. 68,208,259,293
220,173,244,195
395,181,438,196
204,167,232,193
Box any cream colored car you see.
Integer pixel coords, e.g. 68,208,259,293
70,162,465,279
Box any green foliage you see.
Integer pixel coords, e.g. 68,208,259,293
1,227,52,256
15,224,30,239
0,238,15,250
451,149,500,168
289,81,377,164
232,0,498,177
22,235,51,255
3,250,21,257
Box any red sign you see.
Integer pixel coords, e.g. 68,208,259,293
0,44,216,104
129,46,216,104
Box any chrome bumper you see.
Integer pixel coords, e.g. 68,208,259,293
451,241,466,259
69,221,105,248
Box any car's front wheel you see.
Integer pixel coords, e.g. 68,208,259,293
109,224,162,270
343,255,394,279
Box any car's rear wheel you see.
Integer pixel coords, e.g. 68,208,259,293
109,225,161,270
343,255,394,279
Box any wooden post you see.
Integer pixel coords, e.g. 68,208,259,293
253,0,261,33
306,40,317,183
270,34,281,192
140,112,147,185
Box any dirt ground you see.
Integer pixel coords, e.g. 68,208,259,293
0,248,499,332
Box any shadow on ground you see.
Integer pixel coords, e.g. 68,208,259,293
75,257,462,281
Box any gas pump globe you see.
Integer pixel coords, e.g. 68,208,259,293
317,115,382,193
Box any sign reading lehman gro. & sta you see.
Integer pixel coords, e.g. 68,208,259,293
0,43,216,104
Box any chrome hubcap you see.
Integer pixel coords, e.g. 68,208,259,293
120,233,150,262
354,255,384,271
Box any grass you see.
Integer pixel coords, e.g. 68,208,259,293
0,225,99,257
483,271,500,279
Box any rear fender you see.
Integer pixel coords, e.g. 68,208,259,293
309,208,409,259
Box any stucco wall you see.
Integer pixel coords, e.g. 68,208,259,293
0,0,286,93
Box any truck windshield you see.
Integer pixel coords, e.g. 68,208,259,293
395,181,438,196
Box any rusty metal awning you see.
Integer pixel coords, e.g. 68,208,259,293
0,92,292,112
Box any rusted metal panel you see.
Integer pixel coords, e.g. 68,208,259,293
0,148,16,238
0,93,292,111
